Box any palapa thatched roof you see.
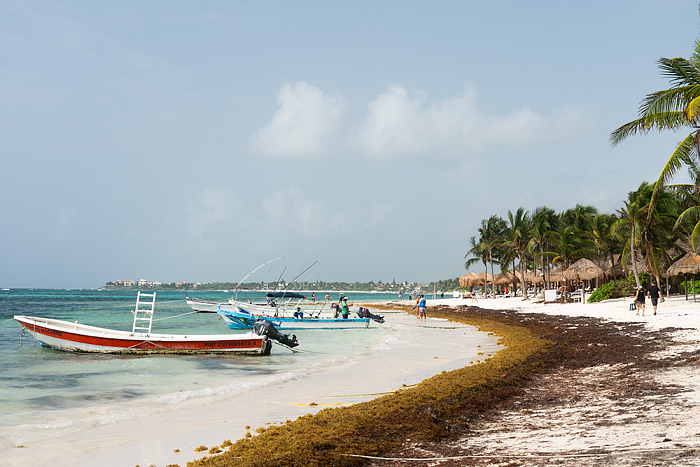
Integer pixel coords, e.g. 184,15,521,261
546,268,564,282
477,271,493,282
522,269,543,284
667,252,700,276
494,271,519,285
459,272,480,288
562,258,604,281
604,261,624,278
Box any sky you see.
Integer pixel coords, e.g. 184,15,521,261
1,1,699,289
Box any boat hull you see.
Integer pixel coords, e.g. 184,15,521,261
218,307,370,330
228,299,337,318
14,315,269,355
186,298,230,313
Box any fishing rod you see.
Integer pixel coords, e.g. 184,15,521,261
234,257,283,300
278,260,319,298
272,267,287,294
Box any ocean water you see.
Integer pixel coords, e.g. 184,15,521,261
0,288,409,447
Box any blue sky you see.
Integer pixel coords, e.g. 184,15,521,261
1,1,698,288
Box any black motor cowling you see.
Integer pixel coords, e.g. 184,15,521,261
253,319,299,348
357,306,384,324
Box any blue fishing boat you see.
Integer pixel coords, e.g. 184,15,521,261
217,303,384,330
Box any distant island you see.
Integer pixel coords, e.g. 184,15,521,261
103,277,463,294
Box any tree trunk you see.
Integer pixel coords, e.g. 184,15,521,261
519,257,528,300
630,225,641,287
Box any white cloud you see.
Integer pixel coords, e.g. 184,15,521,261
250,81,344,158
356,84,560,158
251,82,589,160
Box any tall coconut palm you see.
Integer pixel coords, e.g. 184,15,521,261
527,207,559,288
471,215,506,296
502,208,532,299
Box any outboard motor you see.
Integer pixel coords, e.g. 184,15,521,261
357,306,384,324
253,319,299,348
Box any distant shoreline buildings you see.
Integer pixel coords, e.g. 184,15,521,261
102,278,460,293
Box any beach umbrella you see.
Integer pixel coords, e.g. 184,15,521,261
667,252,700,301
494,271,518,286
459,272,480,288
546,268,564,282
477,271,494,295
563,258,604,281
477,271,493,281
523,269,543,284
562,258,604,304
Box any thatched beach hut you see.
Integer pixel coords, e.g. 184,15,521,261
667,252,700,301
563,258,604,303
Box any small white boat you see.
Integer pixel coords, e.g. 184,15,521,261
186,296,228,313
14,292,298,355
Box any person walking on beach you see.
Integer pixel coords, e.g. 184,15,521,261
325,293,330,303
649,280,663,315
414,294,421,319
418,294,427,320
634,286,646,316
311,292,315,303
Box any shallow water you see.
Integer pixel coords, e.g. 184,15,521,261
0,289,415,447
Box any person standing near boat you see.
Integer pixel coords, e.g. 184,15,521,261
340,297,350,319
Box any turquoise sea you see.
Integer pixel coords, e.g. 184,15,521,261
0,288,403,448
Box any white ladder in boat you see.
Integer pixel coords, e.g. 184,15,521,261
132,291,156,334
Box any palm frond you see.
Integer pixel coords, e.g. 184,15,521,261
610,111,686,145
658,56,700,86
641,87,700,116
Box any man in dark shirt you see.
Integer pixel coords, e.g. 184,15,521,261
649,280,663,315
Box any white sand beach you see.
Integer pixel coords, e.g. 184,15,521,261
385,293,700,466
2,311,500,467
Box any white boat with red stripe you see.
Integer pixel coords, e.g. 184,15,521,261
13,292,298,355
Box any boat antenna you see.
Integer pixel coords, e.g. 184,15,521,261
235,257,283,300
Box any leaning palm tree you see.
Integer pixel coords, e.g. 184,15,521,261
611,21,700,220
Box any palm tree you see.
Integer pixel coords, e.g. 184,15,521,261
613,197,645,287
610,23,700,218
502,208,532,299
465,235,489,291
527,207,558,288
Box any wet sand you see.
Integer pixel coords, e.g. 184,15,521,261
2,310,500,467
